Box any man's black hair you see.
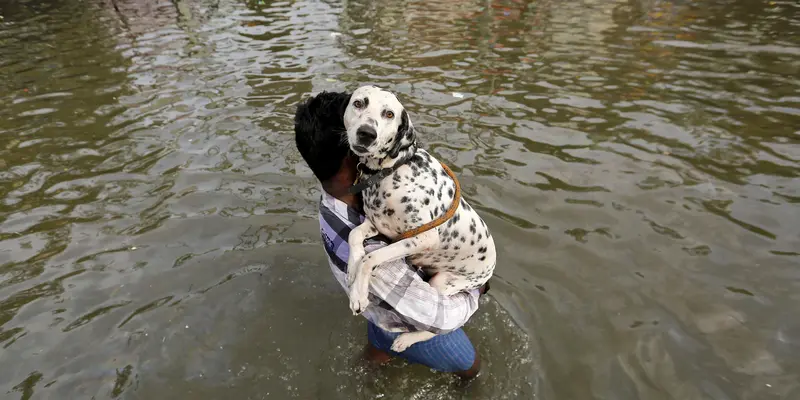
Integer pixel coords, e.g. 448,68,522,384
294,91,352,182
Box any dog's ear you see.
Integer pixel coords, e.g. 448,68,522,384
388,109,416,158
399,109,416,144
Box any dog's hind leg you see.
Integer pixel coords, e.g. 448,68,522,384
428,271,463,296
349,230,439,315
346,220,379,287
390,331,436,352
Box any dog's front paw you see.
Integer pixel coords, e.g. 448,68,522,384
348,279,370,315
390,334,415,353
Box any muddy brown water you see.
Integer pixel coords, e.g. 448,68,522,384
1,0,799,399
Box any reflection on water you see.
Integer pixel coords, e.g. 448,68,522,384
1,0,799,398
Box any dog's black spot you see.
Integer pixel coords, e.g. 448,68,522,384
448,188,454,198
363,96,369,107
401,196,410,203
469,224,476,234
470,240,475,246
450,231,458,238
478,246,487,253
423,197,430,205
460,236,466,243
386,208,395,216
479,256,486,261
405,242,411,248
478,233,482,240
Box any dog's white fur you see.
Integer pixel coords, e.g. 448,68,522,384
344,86,496,352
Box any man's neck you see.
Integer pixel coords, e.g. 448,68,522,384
322,175,361,212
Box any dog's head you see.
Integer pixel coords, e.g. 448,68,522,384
343,85,416,164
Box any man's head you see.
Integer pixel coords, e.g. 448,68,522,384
294,90,353,183
343,85,416,163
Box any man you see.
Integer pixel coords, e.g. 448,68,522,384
294,91,488,379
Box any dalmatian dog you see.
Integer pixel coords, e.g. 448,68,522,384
344,85,496,352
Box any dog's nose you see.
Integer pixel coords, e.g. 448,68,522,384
356,125,377,146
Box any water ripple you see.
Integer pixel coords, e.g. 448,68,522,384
1,0,798,398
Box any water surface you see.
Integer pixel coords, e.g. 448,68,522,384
1,0,799,398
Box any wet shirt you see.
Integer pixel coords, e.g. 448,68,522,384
318,191,481,334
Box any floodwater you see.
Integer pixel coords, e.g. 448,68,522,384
1,0,798,398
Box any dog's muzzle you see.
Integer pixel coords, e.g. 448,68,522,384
356,125,377,147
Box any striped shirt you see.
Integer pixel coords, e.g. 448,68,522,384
318,190,481,334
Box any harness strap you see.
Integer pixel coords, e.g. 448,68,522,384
348,155,412,195
348,157,462,241
396,161,461,240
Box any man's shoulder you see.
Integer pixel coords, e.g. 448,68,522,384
319,191,364,228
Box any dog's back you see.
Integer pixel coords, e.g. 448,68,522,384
361,149,496,294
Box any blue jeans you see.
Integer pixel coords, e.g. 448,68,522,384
367,321,476,373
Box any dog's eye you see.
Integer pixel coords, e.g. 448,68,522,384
384,111,394,119
353,100,364,109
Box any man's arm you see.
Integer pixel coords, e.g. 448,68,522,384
318,200,482,335
362,241,481,335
